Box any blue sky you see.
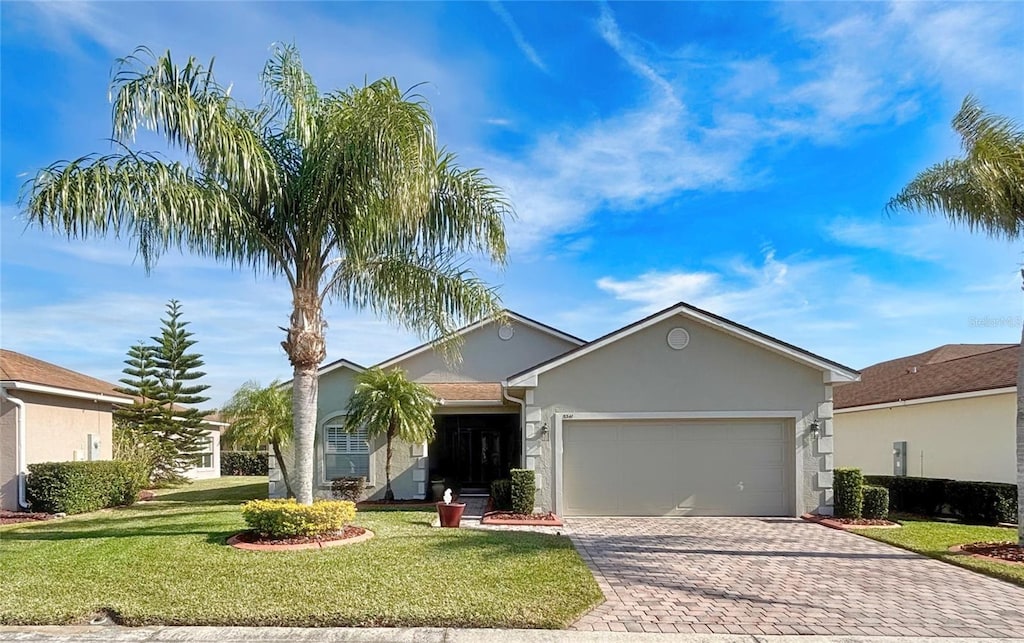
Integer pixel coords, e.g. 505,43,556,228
2,1,1022,406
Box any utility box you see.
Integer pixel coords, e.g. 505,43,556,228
892,441,907,477
87,433,101,461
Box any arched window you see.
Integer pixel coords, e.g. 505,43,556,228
323,418,369,479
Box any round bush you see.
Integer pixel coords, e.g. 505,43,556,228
241,499,356,538
862,485,889,519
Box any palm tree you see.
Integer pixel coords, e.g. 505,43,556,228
19,46,509,505
888,95,1024,545
344,368,437,501
221,380,295,498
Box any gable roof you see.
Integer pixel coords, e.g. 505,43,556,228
834,343,1018,409
1,349,132,404
374,310,585,371
506,301,860,386
316,358,367,378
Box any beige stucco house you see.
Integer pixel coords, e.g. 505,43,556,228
275,303,859,517
1,350,133,511
834,344,1017,484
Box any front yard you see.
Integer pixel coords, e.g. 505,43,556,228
852,517,1024,588
0,477,601,628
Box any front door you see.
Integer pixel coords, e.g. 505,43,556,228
430,414,519,489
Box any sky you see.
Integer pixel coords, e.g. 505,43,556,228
2,1,1023,406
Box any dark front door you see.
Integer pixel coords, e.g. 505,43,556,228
430,414,519,489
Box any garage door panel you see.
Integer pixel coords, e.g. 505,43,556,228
563,418,791,517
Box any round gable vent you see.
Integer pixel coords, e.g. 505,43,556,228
497,324,515,341
667,327,690,350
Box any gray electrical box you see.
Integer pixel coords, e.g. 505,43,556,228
893,441,907,476
87,433,101,461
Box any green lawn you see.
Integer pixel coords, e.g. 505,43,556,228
852,517,1024,587
0,477,601,628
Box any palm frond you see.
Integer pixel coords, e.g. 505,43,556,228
343,368,436,444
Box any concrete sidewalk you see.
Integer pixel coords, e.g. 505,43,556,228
0,626,1021,642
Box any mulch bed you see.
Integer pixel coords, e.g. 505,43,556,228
138,490,157,502
234,525,366,546
955,541,1024,565
481,511,564,527
801,513,900,531
0,510,54,525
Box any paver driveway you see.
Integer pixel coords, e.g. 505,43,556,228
569,517,1024,637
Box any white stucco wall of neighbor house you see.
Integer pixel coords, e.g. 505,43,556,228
520,314,836,517
834,391,1016,484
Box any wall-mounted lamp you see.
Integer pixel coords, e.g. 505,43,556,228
808,420,820,438
538,423,549,441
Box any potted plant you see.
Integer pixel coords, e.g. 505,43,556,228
436,488,466,528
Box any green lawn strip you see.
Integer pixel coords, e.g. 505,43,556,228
851,518,1024,588
0,476,601,628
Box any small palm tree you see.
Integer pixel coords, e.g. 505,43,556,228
344,368,437,501
221,380,295,498
888,95,1024,545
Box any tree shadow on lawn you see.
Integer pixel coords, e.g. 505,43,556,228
155,482,266,504
0,508,237,543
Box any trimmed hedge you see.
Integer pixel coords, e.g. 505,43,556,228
490,478,512,511
946,480,1017,525
26,461,147,514
866,475,1017,525
864,475,948,515
833,467,864,518
331,476,366,502
221,451,269,476
241,499,356,538
510,469,535,515
862,485,889,519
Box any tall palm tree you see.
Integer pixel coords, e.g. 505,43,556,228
20,46,509,505
221,380,295,498
344,368,436,501
888,95,1024,544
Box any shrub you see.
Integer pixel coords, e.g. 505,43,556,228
510,469,536,515
865,475,949,515
946,480,1017,525
833,467,864,518
26,461,147,514
331,476,366,502
241,498,356,538
862,485,889,519
490,478,512,511
220,451,269,476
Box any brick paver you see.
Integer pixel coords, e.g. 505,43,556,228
568,517,1024,637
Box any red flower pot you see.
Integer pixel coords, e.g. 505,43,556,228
436,502,466,528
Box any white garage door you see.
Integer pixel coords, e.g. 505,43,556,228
562,418,791,516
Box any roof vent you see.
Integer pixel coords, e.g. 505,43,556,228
497,324,515,341
908,366,918,374
667,327,690,350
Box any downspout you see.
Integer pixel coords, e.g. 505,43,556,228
502,384,527,468
1,384,30,509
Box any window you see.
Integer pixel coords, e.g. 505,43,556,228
197,436,214,469
324,424,369,480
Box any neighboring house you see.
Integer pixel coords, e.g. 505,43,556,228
0,349,132,511
183,414,225,481
275,303,859,517
834,344,1017,484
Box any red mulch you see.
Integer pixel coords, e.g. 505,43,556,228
235,525,366,546
960,541,1024,563
138,490,157,502
0,510,53,525
485,511,561,523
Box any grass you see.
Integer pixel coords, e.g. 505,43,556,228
0,477,601,628
851,516,1024,588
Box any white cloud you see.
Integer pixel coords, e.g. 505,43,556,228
489,1,548,73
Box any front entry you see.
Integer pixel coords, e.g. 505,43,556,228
429,414,520,490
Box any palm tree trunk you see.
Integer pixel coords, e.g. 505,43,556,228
1017,324,1023,546
385,425,395,502
282,286,327,506
271,439,295,499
